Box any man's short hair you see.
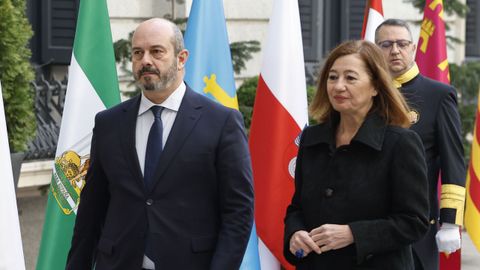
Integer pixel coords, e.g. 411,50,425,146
171,24,184,55
375,18,414,43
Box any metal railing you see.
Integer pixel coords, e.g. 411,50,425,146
25,75,67,160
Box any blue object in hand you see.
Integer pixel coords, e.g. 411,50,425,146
295,249,304,258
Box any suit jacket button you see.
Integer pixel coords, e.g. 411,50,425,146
146,199,154,206
325,188,334,197
366,254,374,261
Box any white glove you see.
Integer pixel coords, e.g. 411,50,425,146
435,222,461,254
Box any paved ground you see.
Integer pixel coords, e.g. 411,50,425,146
17,188,480,270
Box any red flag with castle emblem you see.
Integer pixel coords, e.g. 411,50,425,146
415,0,460,269
415,0,450,84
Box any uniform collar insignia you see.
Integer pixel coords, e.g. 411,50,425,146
393,63,420,88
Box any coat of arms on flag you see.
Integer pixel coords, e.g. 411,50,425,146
51,151,90,215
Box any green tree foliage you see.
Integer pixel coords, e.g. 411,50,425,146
114,32,133,68
0,0,35,152
237,76,258,130
230,41,260,74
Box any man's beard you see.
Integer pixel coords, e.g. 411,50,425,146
135,61,177,92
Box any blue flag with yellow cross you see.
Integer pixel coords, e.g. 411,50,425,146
184,0,238,109
184,0,260,269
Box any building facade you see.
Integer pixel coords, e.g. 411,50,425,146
19,0,479,187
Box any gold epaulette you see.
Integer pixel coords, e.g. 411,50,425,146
440,184,466,225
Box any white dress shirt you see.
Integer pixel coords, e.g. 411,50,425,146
135,82,186,175
136,82,186,269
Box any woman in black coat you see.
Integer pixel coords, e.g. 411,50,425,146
284,40,429,270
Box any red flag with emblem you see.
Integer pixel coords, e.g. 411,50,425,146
415,0,460,269
250,0,309,269
415,0,450,84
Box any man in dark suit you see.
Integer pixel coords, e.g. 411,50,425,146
375,19,466,270
66,18,254,270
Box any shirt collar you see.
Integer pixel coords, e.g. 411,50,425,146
393,63,419,88
138,81,186,116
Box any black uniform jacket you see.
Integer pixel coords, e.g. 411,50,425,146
66,87,254,270
284,113,429,270
396,64,466,270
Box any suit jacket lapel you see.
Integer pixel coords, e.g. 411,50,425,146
119,95,145,187
149,88,202,192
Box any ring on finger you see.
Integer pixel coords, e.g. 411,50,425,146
295,249,304,258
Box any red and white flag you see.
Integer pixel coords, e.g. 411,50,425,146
249,0,308,269
361,0,384,42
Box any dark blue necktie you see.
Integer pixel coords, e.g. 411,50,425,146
144,106,164,266
144,106,164,191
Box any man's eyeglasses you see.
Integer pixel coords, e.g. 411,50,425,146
377,40,412,50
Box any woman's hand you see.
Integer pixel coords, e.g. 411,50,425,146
289,230,322,258
309,224,354,253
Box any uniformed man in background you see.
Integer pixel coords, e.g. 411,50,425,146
375,19,466,270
